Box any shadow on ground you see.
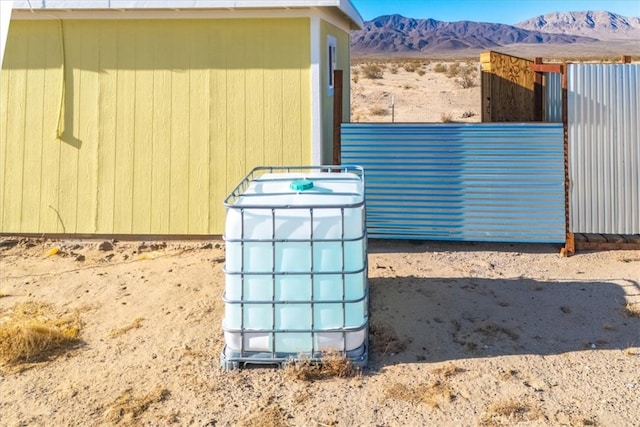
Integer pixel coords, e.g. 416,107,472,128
368,275,640,368
367,239,562,255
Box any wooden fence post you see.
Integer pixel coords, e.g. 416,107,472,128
533,57,543,121
332,69,343,166
562,62,575,256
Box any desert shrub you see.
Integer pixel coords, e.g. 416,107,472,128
446,62,462,78
403,62,417,72
369,105,388,116
389,65,398,74
416,69,426,76
352,74,359,84
433,63,447,73
457,75,477,88
461,110,476,118
440,112,454,123
362,63,384,79
625,303,640,318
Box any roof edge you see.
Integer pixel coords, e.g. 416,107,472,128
11,0,364,29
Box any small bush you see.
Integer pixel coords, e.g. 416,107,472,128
362,64,384,79
625,303,640,318
457,74,477,88
389,65,398,74
369,106,388,116
352,74,359,84
440,112,454,123
403,62,417,72
284,349,360,381
461,110,476,118
416,69,426,76
433,63,447,73
446,62,462,78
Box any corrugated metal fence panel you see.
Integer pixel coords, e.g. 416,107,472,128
544,72,562,123
568,63,640,234
341,123,566,243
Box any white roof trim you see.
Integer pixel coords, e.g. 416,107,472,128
12,0,364,29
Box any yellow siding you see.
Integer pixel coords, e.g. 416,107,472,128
320,20,351,164
0,18,311,235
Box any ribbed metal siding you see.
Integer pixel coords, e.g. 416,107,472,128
568,64,640,234
545,72,562,123
341,123,566,243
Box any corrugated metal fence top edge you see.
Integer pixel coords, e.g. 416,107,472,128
341,122,566,244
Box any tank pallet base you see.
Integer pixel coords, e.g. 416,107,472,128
220,342,368,371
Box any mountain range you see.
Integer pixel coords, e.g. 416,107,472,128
516,11,640,40
351,11,640,55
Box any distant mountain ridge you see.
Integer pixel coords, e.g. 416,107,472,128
515,11,640,40
351,11,640,54
351,14,598,54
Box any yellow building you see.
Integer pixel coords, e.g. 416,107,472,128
0,1,363,236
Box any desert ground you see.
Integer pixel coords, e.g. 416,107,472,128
1,237,639,426
350,59,482,123
1,61,639,426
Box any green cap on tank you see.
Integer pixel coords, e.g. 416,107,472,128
290,179,314,191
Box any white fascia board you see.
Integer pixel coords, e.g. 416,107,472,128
12,0,364,29
310,15,322,166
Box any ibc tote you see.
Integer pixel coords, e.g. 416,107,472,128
220,166,368,370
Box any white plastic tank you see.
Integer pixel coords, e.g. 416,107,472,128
221,166,367,367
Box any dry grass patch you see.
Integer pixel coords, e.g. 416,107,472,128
0,302,81,372
385,379,455,409
433,63,447,73
361,63,384,79
103,387,170,426
284,349,360,381
370,322,407,356
239,400,287,427
623,347,640,356
602,322,615,331
457,74,477,88
369,105,388,116
479,399,544,426
430,363,464,378
475,322,519,341
497,368,521,381
624,303,640,318
440,112,454,123
109,317,144,338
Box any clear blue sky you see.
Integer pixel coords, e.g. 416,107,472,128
350,0,640,24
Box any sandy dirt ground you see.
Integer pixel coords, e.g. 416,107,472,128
1,237,639,427
350,60,482,123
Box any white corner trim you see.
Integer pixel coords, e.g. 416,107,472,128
310,16,322,166
0,0,13,67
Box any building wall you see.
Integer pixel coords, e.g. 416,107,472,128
0,18,311,235
320,19,350,164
